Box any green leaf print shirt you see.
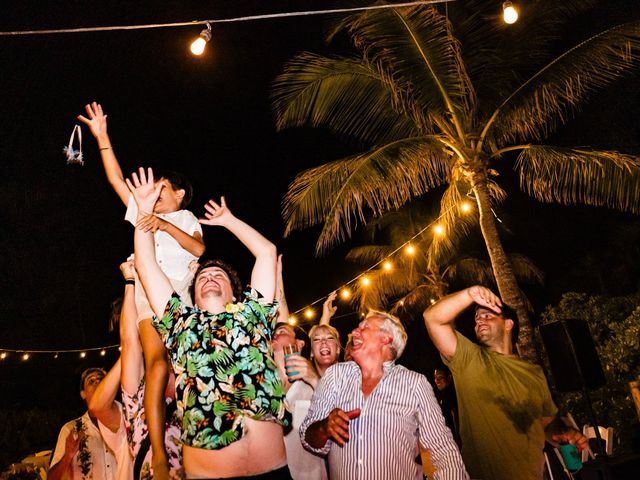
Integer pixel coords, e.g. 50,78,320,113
153,288,291,450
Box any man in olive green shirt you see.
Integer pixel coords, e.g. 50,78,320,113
424,286,586,480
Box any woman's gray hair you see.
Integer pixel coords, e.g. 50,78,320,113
366,310,407,360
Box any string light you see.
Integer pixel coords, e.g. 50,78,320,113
288,316,298,325
0,344,120,360
0,2,455,37
190,23,211,56
304,308,315,319
503,1,518,24
286,190,478,326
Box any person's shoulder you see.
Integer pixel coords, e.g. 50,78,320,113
391,363,428,384
326,361,355,377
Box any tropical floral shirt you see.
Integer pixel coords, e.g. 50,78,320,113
152,288,290,450
122,379,182,479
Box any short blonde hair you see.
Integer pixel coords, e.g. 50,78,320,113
308,324,342,350
366,310,407,360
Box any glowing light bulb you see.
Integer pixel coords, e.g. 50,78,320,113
0,352,7,360
460,201,472,213
405,244,416,256
54,353,59,359
190,24,212,56
361,276,370,287
304,308,315,319
22,353,30,361
399,300,405,306
288,316,298,325
503,2,518,24
430,298,436,305
382,260,393,271
100,349,106,356
340,288,351,300
118,346,122,352
80,352,87,359
433,224,445,236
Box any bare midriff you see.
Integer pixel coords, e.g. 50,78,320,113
183,418,286,478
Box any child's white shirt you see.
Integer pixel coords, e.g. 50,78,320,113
125,195,202,281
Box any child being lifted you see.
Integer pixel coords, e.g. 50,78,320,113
79,102,205,478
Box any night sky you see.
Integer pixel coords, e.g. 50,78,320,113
1,0,639,459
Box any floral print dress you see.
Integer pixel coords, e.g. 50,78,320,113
122,379,183,479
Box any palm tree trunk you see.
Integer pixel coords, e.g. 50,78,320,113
472,175,541,365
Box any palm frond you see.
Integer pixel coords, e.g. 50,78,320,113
442,257,494,287
346,245,393,264
428,181,478,262
333,5,475,131
282,137,452,253
508,253,545,286
451,0,598,111
486,21,640,145
271,52,420,144
515,146,640,213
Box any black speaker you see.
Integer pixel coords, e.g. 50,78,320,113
539,319,606,392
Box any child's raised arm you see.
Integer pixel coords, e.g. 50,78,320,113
78,102,129,206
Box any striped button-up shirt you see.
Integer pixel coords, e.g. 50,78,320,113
300,361,469,480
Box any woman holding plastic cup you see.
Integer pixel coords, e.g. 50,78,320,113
271,257,327,479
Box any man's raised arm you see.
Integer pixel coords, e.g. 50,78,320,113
424,286,502,360
200,197,277,302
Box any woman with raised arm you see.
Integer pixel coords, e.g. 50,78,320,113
308,292,341,377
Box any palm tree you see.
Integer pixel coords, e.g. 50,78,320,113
345,205,543,316
271,1,640,362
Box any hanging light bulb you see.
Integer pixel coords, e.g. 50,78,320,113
433,224,445,236
503,1,518,24
460,201,472,213
361,276,370,287
0,352,7,360
288,316,298,325
54,353,59,359
340,288,351,300
304,307,315,319
190,23,212,56
80,352,87,359
405,244,416,256
22,352,30,361
100,349,106,356
382,260,393,271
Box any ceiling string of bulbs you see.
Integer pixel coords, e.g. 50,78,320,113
287,196,476,326
0,1,521,57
